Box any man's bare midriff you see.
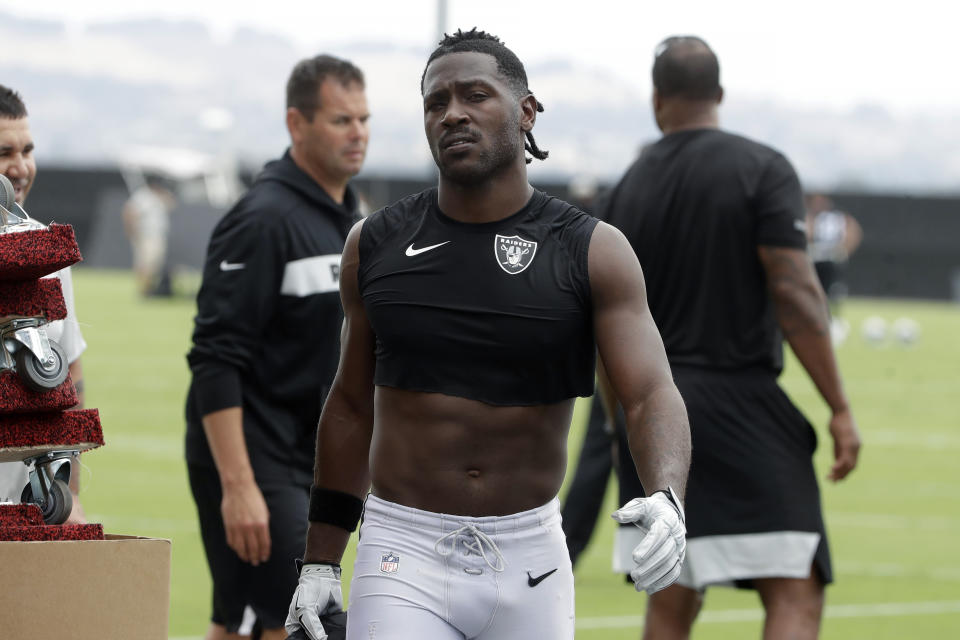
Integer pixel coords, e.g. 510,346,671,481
369,387,576,517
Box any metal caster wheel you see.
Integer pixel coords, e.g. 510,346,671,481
22,477,73,525
16,338,68,391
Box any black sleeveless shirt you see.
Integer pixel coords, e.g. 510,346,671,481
358,188,599,406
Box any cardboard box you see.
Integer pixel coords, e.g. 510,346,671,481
0,534,171,639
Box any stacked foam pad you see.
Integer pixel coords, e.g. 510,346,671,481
0,503,103,541
0,410,104,449
0,219,104,541
0,224,82,281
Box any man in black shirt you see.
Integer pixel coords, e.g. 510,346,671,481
601,36,861,640
185,54,369,640
284,29,691,640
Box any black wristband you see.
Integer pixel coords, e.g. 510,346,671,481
308,487,364,532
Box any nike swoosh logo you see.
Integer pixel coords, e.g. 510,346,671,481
219,260,246,271
405,241,450,257
527,568,558,587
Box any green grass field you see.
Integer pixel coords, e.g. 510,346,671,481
73,268,960,639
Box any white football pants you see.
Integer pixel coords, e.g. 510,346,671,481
347,494,574,639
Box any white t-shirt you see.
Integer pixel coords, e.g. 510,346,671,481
809,209,849,263
0,266,86,501
130,186,171,237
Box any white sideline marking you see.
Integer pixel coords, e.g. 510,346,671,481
575,600,960,630
170,600,960,637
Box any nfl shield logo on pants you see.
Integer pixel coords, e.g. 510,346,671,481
380,552,400,573
495,234,537,274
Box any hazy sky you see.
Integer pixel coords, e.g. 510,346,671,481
3,0,955,114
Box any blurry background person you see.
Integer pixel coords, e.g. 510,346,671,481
0,84,88,523
122,174,177,297
184,54,369,640
600,37,861,640
806,193,862,344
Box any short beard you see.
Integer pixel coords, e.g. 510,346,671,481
433,113,524,187
436,143,517,186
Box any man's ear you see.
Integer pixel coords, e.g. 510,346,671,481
519,94,538,132
286,107,304,144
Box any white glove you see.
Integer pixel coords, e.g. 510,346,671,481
611,487,686,594
285,563,343,640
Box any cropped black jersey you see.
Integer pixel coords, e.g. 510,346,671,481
358,188,599,406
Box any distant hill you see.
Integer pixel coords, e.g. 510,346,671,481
3,12,959,194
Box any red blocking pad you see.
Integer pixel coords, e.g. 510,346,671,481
0,371,78,414
0,523,105,542
0,409,103,463
0,224,82,281
0,503,44,526
0,278,67,320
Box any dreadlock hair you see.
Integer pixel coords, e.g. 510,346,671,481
422,28,548,164
652,36,722,101
287,54,364,121
0,85,28,119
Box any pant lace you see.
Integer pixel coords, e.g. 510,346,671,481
434,522,506,572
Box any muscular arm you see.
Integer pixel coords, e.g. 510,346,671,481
590,222,691,498
758,245,861,480
304,220,376,564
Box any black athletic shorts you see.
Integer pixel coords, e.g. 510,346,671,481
188,464,309,631
680,366,832,586
613,366,832,589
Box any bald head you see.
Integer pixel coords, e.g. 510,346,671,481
650,36,723,134
652,36,721,101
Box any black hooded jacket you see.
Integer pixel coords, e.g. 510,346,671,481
186,150,360,483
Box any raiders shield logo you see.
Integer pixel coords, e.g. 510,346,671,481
495,234,537,274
